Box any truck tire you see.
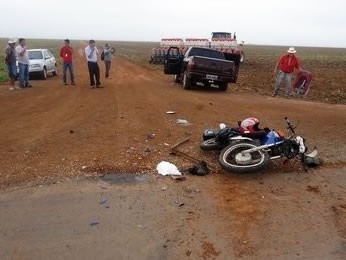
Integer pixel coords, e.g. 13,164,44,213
240,51,245,63
219,82,228,91
174,74,182,83
183,71,192,89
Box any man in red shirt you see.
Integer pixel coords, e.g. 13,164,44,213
272,47,302,97
60,39,75,85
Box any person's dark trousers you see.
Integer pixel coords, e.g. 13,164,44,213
105,60,111,78
88,61,101,86
63,62,75,84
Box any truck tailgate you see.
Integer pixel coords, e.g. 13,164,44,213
192,56,235,75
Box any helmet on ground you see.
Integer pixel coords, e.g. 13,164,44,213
240,117,260,134
203,129,216,141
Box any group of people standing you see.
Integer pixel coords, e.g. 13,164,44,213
5,38,302,96
60,39,114,88
5,38,32,90
4,38,114,90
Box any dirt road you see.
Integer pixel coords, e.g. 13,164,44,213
0,46,345,259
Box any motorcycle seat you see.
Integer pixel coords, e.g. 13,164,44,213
241,130,268,139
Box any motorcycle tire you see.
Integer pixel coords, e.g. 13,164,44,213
200,138,222,151
219,141,269,173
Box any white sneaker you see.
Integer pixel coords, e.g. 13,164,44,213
9,87,14,91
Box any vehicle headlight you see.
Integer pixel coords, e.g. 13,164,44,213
30,64,41,68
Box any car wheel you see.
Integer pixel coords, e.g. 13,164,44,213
42,67,47,80
52,65,58,76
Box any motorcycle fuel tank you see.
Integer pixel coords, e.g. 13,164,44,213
261,131,283,145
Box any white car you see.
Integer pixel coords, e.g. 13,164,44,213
17,49,58,79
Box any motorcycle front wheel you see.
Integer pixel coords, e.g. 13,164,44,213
219,142,269,173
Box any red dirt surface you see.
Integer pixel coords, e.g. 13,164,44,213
0,42,345,259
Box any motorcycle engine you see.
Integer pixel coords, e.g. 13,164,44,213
281,139,300,159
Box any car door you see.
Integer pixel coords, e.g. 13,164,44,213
43,50,53,72
163,47,183,75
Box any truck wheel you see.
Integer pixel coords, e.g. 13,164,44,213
174,74,182,83
240,51,245,63
183,71,192,89
219,83,228,91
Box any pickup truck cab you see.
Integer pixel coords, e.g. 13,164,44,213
164,47,240,91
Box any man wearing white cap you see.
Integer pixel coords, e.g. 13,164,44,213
5,39,19,90
273,47,302,97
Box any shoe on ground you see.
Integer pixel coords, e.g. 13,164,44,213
26,84,32,88
271,92,277,97
9,87,14,91
71,82,76,86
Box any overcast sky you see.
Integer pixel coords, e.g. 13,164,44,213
1,0,345,48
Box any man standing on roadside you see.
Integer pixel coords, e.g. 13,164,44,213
273,47,302,97
103,43,113,79
5,39,20,90
15,38,32,88
60,39,75,85
84,39,101,88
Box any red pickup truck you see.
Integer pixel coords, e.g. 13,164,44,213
164,47,240,91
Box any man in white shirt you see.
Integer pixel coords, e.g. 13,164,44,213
15,38,32,88
84,40,101,88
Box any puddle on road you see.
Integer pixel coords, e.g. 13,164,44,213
100,173,151,184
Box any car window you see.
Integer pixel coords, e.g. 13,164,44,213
44,50,51,59
28,51,43,60
47,50,53,57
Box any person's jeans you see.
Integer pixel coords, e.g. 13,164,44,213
104,60,111,78
7,63,17,80
18,63,29,87
63,62,75,83
274,71,293,95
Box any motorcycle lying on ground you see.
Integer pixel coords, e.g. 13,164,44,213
200,122,267,151
202,118,320,173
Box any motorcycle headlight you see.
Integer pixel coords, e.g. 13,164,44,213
296,136,307,153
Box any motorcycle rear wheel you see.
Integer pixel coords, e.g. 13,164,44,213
219,142,269,173
200,138,222,151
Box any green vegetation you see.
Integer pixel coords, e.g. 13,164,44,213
0,53,7,82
